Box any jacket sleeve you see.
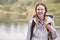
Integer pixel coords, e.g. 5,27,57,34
50,19,57,39
47,17,57,39
27,20,32,40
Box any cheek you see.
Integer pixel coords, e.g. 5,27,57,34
42,10,45,13
42,11,45,15
42,11,45,13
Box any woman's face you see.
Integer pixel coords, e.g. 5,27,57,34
36,5,45,20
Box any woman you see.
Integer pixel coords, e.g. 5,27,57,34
27,3,57,40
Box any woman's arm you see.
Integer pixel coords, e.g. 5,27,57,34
46,17,57,39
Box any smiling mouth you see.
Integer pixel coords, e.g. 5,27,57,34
38,12,43,15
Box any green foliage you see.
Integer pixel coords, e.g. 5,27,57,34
3,5,11,11
18,6,27,13
0,0,60,26
53,0,60,3
54,17,60,26
0,0,17,4
0,13,18,24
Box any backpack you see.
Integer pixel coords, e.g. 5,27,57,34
30,15,53,40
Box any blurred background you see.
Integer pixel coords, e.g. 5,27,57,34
0,0,60,40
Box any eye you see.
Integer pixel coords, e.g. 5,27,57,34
41,9,43,10
37,9,40,10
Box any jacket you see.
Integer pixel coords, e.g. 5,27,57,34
27,16,57,40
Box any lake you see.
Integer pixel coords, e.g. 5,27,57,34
0,23,60,40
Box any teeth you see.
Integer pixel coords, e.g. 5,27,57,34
38,13,43,15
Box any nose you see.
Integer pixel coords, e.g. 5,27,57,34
39,10,42,12
38,10,42,13
38,9,42,12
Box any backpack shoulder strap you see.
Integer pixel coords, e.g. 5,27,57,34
30,20,35,40
46,14,54,20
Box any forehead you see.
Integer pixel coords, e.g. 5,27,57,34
37,5,45,9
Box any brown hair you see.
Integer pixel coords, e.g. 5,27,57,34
35,3,47,30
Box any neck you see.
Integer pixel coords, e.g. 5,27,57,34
38,17,44,22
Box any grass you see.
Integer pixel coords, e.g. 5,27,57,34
54,17,60,26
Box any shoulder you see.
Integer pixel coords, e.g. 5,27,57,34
46,16,53,20
46,16,53,24
29,18,36,24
